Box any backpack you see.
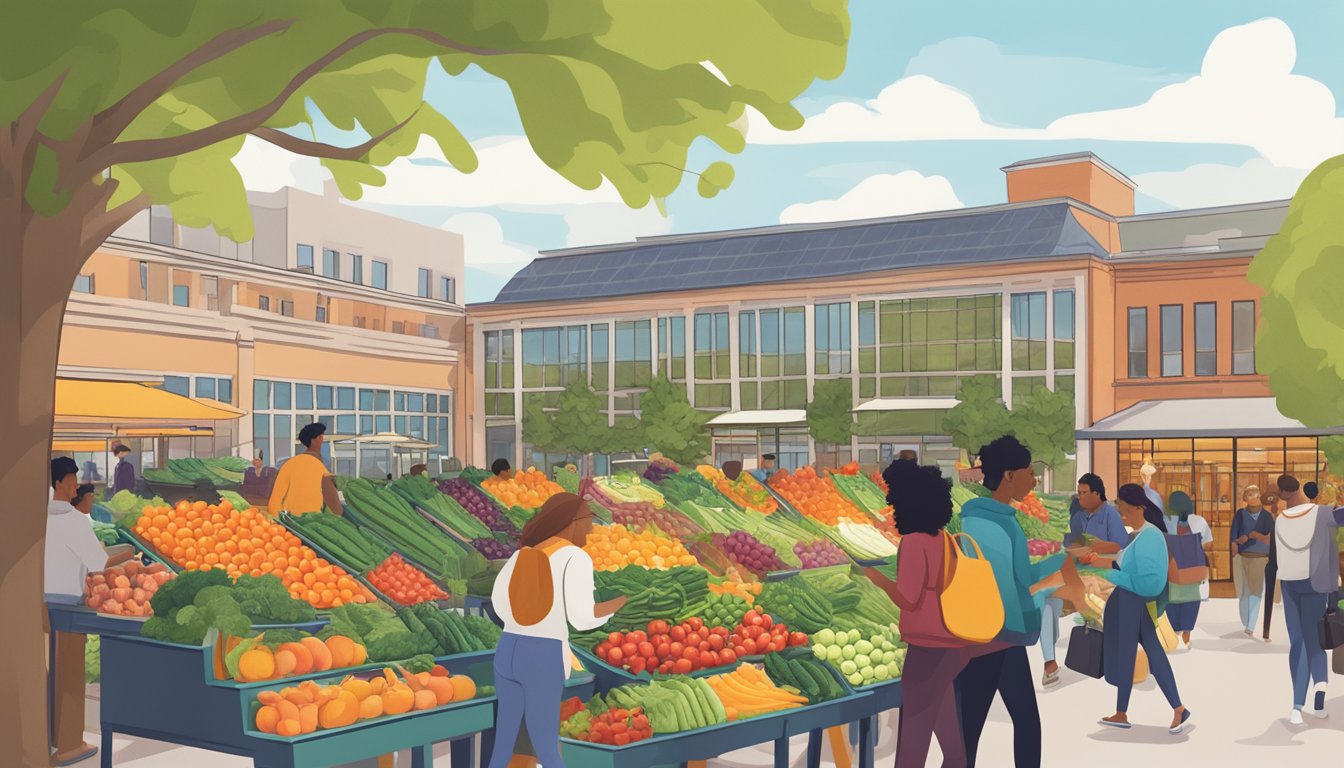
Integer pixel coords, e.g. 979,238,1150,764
1166,531,1208,585
940,532,1004,644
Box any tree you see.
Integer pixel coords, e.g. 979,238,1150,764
0,5,849,761
944,375,1013,462
1247,156,1344,429
807,378,854,468
641,374,711,465
1009,387,1076,472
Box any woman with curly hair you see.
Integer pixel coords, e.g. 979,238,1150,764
863,459,969,768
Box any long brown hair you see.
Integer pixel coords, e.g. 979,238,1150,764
510,493,589,625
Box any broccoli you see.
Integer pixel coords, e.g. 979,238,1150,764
463,615,502,646
259,628,311,649
142,584,251,646
400,654,436,674
148,568,231,617
232,574,316,624
364,627,424,663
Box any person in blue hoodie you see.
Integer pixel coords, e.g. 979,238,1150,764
956,435,1069,768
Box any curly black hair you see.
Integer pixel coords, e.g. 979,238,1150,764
978,434,1031,491
883,459,954,536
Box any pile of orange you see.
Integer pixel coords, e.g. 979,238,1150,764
695,466,778,515
134,500,375,609
870,470,888,493
768,467,868,526
481,467,565,509
583,523,698,571
1011,491,1050,523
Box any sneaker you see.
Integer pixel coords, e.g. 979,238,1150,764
1041,668,1060,688
1310,686,1329,719
1289,709,1305,727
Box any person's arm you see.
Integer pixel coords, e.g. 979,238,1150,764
268,465,289,513
1028,551,1066,583
866,536,928,611
1103,532,1166,596
322,474,344,516
71,523,113,573
564,549,624,630
491,556,515,620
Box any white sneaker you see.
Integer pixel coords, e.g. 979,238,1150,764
1289,708,1305,727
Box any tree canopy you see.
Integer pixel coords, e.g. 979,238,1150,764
1010,386,1076,470
1247,156,1344,428
640,375,711,465
944,375,1013,460
807,377,855,446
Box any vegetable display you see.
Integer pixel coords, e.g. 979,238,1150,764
695,466,778,515
829,465,891,517
92,520,120,545
703,663,807,720
834,521,900,560
438,478,519,535
583,524,698,571
283,512,390,575
567,702,654,745
583,477,702,541
763,652,846,704
252,665,478,737
85,561,173,616
225,633,367,683
366,554,449,606
641,456,680,484
768,466,867,526
339,477,485,584
756,578,835,635
811,628,905,687
702,593,752,630
599,677,728,734
480,467,565,510
555,465,582,494
470,537,518,561
793,540,850,569
388,474,494,540
711,531,789,576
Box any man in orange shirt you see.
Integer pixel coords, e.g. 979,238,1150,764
269,423,344,516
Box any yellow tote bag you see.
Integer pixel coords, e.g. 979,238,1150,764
940,532,1005,644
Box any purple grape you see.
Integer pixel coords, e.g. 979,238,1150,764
793,540,849,569
472,537,519,560
441,478,519,535
713,531,788,575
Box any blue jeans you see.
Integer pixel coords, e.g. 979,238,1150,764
488,634,566,768
1104,588,1182,713
1279,579,1329,709
1039,598,1063,664
1166,601,1200,633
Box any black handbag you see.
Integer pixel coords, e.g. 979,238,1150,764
1320,593,1344,650
1065,624,1105,679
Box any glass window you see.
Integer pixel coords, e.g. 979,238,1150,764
410,415,425,439
280,300,294,317
408,393,425,412
316,385,333,410
783,307,805,376
521,329,543,388
359,389,374,411
395,415,407,434
1012,376,1047,407
295,384,313,410
253,379,270,410
273,381,292,410
315,305,326,323
1053,290,1075,370
1232,301,1256,375
360,415,374,435
195,377,216,400
739,311,756,378
218,378,233,405
372,260,388,290
658,316,687,380
322,248,339,279
139,261,148,291
591,324,609,391
296,244,314,271
378,390,392,411
337,387,355,410
615,320,651,388
1010,293,1047,371
760,309,780,377
1194,302,1217,376
418,268,431,298
253,413,270,439
350,254,363,284
694,312,730,380
1160,304,1183,377
425,393,437,413
440,394,451,414
274,415,293,460
172,285,189,307
441,277,455,304
1127,308,1147,378
73,274,94,294
376,415,391,433
858,301,875,346
815,302,851,375
336,414,356,435
163,375,190,397
395,391,407,412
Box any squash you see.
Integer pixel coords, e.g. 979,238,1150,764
301,636,332,672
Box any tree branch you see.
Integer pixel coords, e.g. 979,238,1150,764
248,106,420,161
78,179,149,256
12,70,70,193
77,27,509,180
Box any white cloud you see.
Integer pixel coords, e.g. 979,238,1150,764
562,203,672,247
440,212,537,276
779,171,963,224
231,136,327,194
1132,159,1307,209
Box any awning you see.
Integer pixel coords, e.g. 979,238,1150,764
853,397,959,413
334,433,435,450
56,378,245,423
706,410,808,428
52,440,109,453
1077,397,1344,440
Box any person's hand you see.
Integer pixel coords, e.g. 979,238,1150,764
1073,547,1094,561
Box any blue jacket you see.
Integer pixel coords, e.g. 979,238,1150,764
1103,523,1169,616
960,496,1065,646
1067,502,1128,549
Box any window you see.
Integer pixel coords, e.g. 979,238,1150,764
1232,301,1256,375
421,324,440,339
591,324,609,391
658,317,687,380
316,385,333,410
218,378,233,404
392,320,404,334
73,274,94,294
296,244,314,272
259,295,270,311
337,387,356,410
739,311,756,377
254,380,271,410
163,376,190,397
273,382,292,410
202,276,218,311
1010,293,1047,371
1127,308,1147,378
139,261,148,292
172,284,189,307
296,384,313,410
1053,290,1075,369
1194,302,1216,376
315,297,327,323
280,300,294,317
195,377,216,400
441,277,456,304
1160,305,1182,377
372,260,388,290
614,320,651,388
322,248,339,279
350,254,363,284
418,268,431,298
694,312,730,380
521,326,586,388
815,302,851,375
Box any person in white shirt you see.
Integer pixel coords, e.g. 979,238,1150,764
488,493,626,768
45,458,133,766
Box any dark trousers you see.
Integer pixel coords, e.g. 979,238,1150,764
1264,564,1277,639
956,645,1040,768
1104,589,1182,713
1166,601,1200,633
898,645,970,768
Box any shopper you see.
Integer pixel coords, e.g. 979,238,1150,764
1095,484,1190,734
45,458,135,766
110,444,137,496
491,458,512,481
1263,490,1284,642
488,493,627,768
863,460,971,768
241,452,277,505
956,435,1066,768
1139,461,1164,514
1231,485,1272,637
1272,474,1344,726
1164,491,1213,647
749,453,778,483
268,423,344,516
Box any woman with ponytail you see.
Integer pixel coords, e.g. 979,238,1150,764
488,493,627,768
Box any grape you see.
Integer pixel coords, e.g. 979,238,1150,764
712,531,788,575
440,478,519,535
472,537,518,560
793,540,849,569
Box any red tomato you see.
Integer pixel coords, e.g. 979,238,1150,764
627,630,648,645
720,648,738,664
745,625,765,639
631,715,649,731
699,650,717,667
673,658,693,674
707,635,725,651
656,642,672,659
742,610,761,626
729,633,743,646
638,641,656,659
669,642,685,659
648,620,668,635
711,626,730,638
595,642,613,658
608,647,626,663
613,733,631,746
629,656,647,674
685,617,702,631
608,631,624,645
659,661,675,674
651,633,670,646
742,638,758,655
682,645,699,661
621,642,638,658
790,631,810,647
698,640,710,652
760,614,774,630
669,626,687,642
686,633,703,647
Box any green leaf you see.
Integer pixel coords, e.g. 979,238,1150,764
696,161,735,198
806,378,854,446
944,375,1013,460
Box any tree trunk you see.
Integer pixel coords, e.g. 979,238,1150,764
0,222,84,767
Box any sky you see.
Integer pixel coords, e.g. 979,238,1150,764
233,3,1344,303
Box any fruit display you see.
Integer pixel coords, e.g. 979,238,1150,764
251,664,478,737
695,466,778,515
388,474,494,540
794,539,850,569
133,500,375,610
583,524,698,571
223,632,368,683
85,561,173,616
711,531,789,576
577,677,726,738
366,554,449,606
810,628,905,687
438,478,519,536
1012,491,1050,524
1028,539,1063,562
338,477,485,583
703,663,807,720
583,477,702,540
762,652,847,704
480,467,565,510
470,537,518,561
768,467,867,526
566,702,655,745
707,579,762,604
282,512,390,574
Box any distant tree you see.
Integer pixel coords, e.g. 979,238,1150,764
1009,387,1076,472
807,378,854,468
640,375,711,465
944,375,1013,462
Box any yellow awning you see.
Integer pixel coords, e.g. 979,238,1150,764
56,378,245,422
51,440,109,452
118,427,216,438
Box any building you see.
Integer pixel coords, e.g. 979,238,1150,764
61,185,466,479
466,152,1340,582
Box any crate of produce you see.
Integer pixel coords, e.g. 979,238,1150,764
338,478,486,586
387,474,497,542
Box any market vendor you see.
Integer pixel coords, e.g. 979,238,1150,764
748,453,777,483
45,458,136,766
492,458,512,481
240,451,277,504
110,443,137,496
269,423,343,516
488,493,627,768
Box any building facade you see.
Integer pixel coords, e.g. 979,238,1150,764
62,185,466,478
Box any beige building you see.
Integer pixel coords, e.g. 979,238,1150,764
61,185,466,478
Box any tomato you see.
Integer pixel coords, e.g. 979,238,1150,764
595,721,612,736
790,631,810,647
595,642,612,658
669,626,687,642
629,656,647,674
621,642,638,658
613,733,631,746
637,641,655,659
729,633,743,646
699,650,717,667
659,661,675,674
656,642,672,659
720,648,738,664
673,658,693,674
742,637,758,655
608,631,624,645
687,617,704,631
631,715,649,731
685,633,703,647
669,642,684,659
607,647,624,662
648,619,669,635
760,613,774,630
745,625,765,639
627,630,648,645
651,633,670,646
774,622,788,634
707,634,725,651
682,645,699,661
711,626,730,638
